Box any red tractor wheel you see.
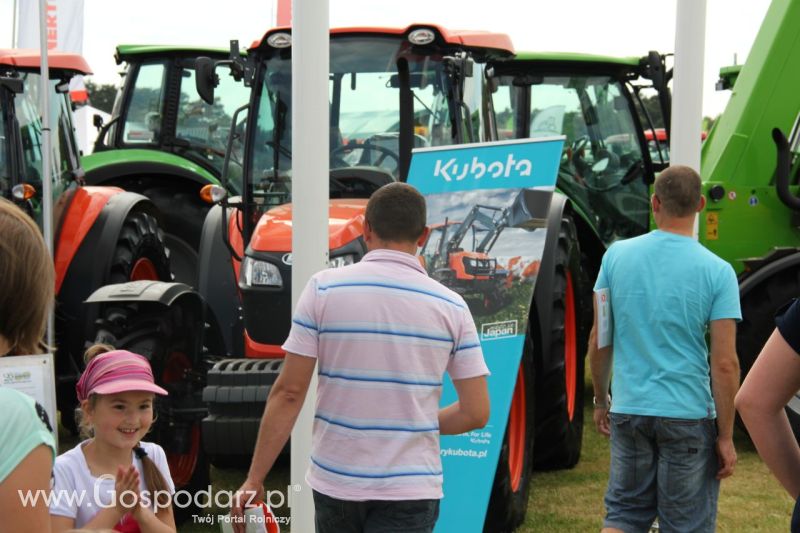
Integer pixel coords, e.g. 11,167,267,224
532,216,588,470
108,209,171,284
484,335,536,531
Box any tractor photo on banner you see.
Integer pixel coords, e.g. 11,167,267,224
407,136,564,531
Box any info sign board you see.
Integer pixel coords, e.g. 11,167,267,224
407,137,564,532
0,353,58,446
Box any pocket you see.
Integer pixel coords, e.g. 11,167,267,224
313,491,346,531
375,499,440,530
661,418,716,447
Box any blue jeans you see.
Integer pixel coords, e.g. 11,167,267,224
604,413,720,533
313,490,440,533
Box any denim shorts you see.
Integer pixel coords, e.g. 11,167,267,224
604,413,720,533
313,490,440,533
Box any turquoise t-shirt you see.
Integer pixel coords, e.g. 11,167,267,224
0,387,56,482
594,230,741,419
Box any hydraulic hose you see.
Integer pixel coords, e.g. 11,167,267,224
772,128,800,211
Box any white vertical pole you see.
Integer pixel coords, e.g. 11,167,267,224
290,0,328,529
12,0,18,47
671,0,707,238
38,0,55,349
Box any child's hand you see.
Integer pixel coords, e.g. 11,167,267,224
114,465,141,511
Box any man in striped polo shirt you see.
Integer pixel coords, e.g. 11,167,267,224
232,182,490,533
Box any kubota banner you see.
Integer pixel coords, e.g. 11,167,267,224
407,137,564,532
16,0,87,102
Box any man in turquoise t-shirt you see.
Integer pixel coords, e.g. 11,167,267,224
589,165,741,533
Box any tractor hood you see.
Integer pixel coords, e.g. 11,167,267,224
249,199,368,252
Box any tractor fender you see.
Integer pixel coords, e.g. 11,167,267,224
54,186,122,294
58,189,163,301
85,280,202,308
82,152,221,189
531,192,570,362
197,203,244,357
56,190,163,364
739,250,800,300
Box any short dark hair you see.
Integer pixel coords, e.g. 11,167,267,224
654,165,702,217
365,183,427,243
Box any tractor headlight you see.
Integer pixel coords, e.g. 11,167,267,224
329,254,357,269
241,257,283,287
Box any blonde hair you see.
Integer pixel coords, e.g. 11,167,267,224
0,199,54,355
80,343,172,508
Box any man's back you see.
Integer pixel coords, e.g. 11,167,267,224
596,230,740,418
282,249,487,501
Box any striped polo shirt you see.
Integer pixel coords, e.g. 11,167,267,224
282,248,488,501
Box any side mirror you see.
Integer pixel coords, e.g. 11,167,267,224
93,114,104,130
0,76,23,94
195,56,219,105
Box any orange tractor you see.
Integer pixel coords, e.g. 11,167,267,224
0,50,171,432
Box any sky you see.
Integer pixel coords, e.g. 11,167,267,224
0,0,772,117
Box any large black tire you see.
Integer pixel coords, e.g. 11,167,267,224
107,210,172,284
484,334,536,532
141,188,210,285
92,299,210,525
738,267,800,437
532,217,590,470
58,209,171,435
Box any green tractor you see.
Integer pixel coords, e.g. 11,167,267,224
83,45,250,286
489,51,670,470
698,0,800,432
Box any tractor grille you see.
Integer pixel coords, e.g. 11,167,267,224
463,257,497,277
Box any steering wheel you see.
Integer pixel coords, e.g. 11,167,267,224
330,141,401,171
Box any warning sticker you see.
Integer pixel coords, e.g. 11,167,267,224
705,212,719,240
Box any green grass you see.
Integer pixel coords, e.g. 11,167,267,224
60,372,795,532
521,380,794,532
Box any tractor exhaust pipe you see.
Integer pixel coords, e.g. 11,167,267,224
772,128,800,211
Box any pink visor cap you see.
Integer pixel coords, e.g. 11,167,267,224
76,350,168,402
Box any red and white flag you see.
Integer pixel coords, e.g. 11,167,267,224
16,0,87,102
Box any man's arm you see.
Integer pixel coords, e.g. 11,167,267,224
736,329,800,497
709,319,740,479
439,375,490,435
588,298,613,437
231,353,316,531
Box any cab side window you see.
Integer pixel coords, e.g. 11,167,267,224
123,62,167,144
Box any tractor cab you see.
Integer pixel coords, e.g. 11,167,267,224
195,24,514,355
490,52,670,245
90,45,251,193
0,50,90,225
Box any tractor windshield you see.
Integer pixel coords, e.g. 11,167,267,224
248,35,456,203
174,60,250,185
14,72,80,194
494,72,649,243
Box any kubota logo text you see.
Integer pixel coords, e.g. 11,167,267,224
481,320,518,340
434,155,532,182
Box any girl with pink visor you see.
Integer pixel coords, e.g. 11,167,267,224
50,345,176,533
